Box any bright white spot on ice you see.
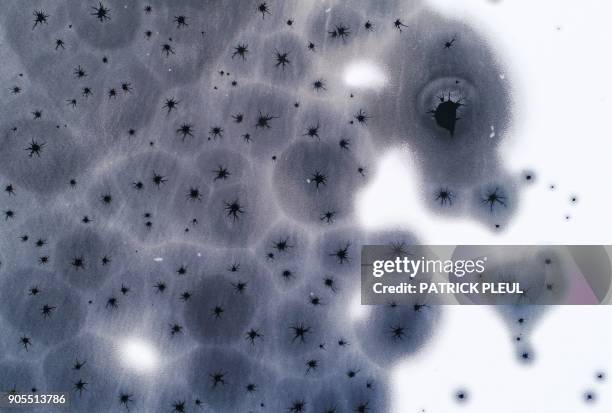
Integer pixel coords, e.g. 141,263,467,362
343,61,387,89
348,292,368,321
153,257,163,262
119,338,159,373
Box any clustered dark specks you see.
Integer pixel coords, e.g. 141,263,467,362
0,1,588,412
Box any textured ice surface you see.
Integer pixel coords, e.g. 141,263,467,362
0,0,551,412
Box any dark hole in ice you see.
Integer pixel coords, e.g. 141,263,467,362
428,93,463,136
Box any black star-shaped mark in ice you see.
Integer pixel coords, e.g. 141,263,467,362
213,166,231,181
210,371,226,388
308,171,327,189
176,123,194,140
393,18,407,31
274,50,291,69
482,188,507,212
172,400,186,412
118,392,133,410
20,335,32,351
232,44,249,60
170,323,183,336
163,97,179,114
320,211,336,224
257,2,271,18
208,126,224,140
224,199,244,221
91,2,111,22
25,140,45,157
245,328,262,345
391,325,406,340
174,15,188,28
211,305,224,319
289,400,306,412
74,379,88,396
435,188,454,206
255,111,277,129
152,172,167,187
40,304,56,318
162,43,175,57
71,256,86,270
33,9,49,29
330,243,350,264
291,324,310,343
